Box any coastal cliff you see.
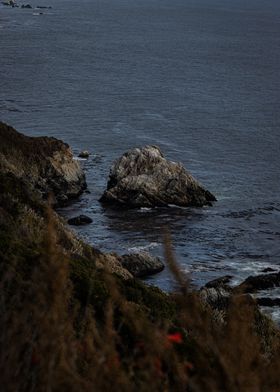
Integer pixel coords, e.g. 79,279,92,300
0,122,87,205
1,123,280,391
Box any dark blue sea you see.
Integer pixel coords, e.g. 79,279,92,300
1,0,280,315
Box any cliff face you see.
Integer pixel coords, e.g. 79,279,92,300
0,122,86,205
0,122,131,280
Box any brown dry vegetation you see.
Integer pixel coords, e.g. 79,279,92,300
1,123,280,391
1,200,280,392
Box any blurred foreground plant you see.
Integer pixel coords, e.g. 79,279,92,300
1,208,280,392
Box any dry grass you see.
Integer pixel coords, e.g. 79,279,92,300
1,210,280,392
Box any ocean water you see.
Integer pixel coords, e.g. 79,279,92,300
1,0,280,305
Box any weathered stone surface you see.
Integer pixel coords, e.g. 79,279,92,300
68,215,93,226
200,286,232,311
0,122,86,205
100,145,216,208
95,253,133,280
119,252,164,278
205,275,233,289
238,272,280,293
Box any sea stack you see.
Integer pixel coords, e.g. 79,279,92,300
100,145,216,208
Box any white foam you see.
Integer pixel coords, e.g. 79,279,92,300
127,242,159,253
139,207,152,212
73,156,87,161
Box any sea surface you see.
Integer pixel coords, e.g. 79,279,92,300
1,0,280,316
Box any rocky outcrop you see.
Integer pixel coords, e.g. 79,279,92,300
68,215,93,226
237,272,280,293
200,286,232,311
78,151,90,159
0,122,86,205
100,145,216,208
257,298,280,307
119,252,164,278
204,275,233,289
0,123,132,282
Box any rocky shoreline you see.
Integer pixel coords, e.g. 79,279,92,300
1,122,280,389
1,121,279,315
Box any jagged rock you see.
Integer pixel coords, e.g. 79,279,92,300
78,151,90,159
68,215,93,226
238,272,280,293
119,252,164,278
200,286,232,311
261,267,277,273
0,122,86,205
100,145,216,208
205,275,233,289
257,298,280,307
2,0,17,6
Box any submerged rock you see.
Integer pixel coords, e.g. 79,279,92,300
68,215,93,226
36,5,52,9
257,298,280,307
0,122,86,205
119,252,164,278
100,145,216,208
261,267,277,273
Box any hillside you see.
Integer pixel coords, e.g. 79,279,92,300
1,122,280,392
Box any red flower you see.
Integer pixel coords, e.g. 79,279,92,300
185,361,194,371
167,332,183,344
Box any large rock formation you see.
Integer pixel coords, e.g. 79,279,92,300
0,122,86,205
100,145,216,208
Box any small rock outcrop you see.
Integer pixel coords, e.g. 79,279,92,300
0,122,86,205
68,215,93,226
78,151,90,159
100,145,216,208
204,275,233,289
257,298,280,307
119,252,164,278
238,272,280,293
200,286,232,311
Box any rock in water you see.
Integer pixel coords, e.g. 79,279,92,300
78,150,90,159
119,252,164,278
68,215,93,226
238,272,280,293
100,145,216,208
0,122,86,205
205,275,233,289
